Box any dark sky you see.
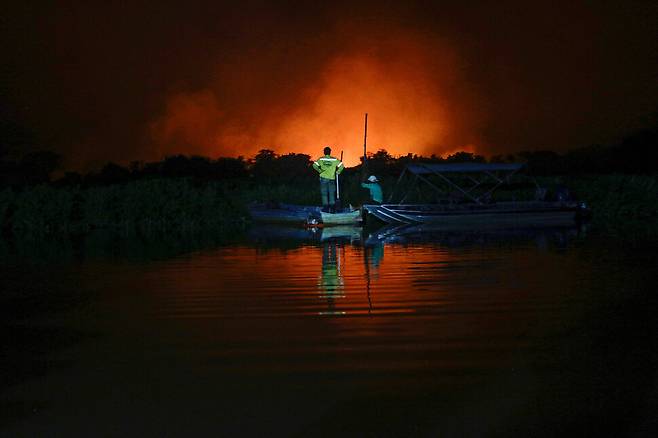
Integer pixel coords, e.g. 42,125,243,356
2,0,657,168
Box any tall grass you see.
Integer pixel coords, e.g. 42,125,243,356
2,174,657,237
82,179,247,231
8,185,76,233
568,174,658,237
237,181,319,206
2,179,248,235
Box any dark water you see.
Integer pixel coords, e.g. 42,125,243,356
1,226,656,437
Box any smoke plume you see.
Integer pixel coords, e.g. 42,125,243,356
149,29,484,165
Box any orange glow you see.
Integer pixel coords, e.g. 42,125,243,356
149,32,485,166
154,243,453,319
265,51,449,166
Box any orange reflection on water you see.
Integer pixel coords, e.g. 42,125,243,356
129,231,588,377
155,240,455,321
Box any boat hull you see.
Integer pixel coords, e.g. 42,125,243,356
320,210,361,225
248,203,361,226
363,202,585,228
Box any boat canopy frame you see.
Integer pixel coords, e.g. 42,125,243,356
387,162,528,205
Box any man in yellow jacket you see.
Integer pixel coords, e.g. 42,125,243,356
313,146,344,212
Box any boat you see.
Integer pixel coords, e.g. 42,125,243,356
248,224,362,244
248,202,361,226
363,163,590,226
364,223,585,247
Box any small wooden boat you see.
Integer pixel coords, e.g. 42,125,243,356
248,224,362,244
363,163,590,226
248,202,361,226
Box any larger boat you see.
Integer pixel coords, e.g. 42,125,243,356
363,163,589,227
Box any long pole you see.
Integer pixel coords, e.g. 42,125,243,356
361,113,368,180
336,150,343,202
363,113,368,165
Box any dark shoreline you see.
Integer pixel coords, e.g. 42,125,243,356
1,173,657,238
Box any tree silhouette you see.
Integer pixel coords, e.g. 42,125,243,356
251,149,278,182
516,150,564,175
276,153,313,182
213,157,248,179
97,162,131,185
19,150,61,184
162,154,193,178
445,151,485,163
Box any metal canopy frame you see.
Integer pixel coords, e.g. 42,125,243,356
388,163,526,204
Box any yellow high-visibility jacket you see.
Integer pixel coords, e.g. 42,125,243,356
313,155,344,180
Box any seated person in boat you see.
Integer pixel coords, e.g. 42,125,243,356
361,175,383,204
313,146,344,212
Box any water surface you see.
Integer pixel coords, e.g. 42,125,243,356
1,226,656,436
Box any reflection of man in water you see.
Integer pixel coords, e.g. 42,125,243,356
364,241,384,278
369,243,384,269
363,242,384,313
319,241,344,314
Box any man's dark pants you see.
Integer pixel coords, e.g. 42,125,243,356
320,177,336,208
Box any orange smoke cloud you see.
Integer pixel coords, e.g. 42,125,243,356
148,90,254,158
149,90,223,157
149,31,485,166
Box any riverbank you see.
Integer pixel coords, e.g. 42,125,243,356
0,179,249,235
568,174,658,238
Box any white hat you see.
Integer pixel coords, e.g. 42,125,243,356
367,175,378,182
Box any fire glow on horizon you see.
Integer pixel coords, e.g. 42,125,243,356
5,1,657,172
148,34,485,166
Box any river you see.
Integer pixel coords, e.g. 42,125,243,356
1,225,656,437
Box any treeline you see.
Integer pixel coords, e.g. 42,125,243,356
504,125,658,175
1,126,656,188
362,127,658,178
0,149,319,188
1,126,657,236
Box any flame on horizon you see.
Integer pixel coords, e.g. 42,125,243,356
149,32,485,166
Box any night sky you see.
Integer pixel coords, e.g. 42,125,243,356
2,0,657,168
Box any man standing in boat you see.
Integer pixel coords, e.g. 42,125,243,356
313,146,344,213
